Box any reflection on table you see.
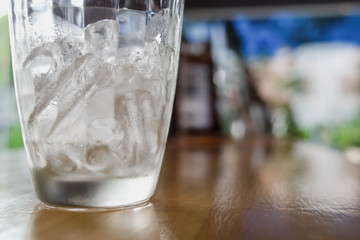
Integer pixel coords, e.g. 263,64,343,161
30,203,161,240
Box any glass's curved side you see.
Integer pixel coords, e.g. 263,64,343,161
9,0,184,208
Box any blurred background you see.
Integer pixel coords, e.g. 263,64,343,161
2,0,360,153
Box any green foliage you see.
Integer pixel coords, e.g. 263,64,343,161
283,107,310,139
284,78,305,94
8,124,24,149
326,115,360,150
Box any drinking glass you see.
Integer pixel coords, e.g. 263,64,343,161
8,0,183,208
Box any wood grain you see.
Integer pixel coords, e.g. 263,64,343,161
1,135,360,239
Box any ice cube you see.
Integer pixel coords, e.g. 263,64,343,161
47,108,87,145
86,88,114,122
47,55,114,135
88,119,114,144
145,9,169,44
45,143,84,174
85,19,119,53
85,145,119,173
114,90,159,163
137,90,159,154
114,92,142,166
28,141,47,168
28,54,115,137
18,93,36,123
117,9,146,48
23,43,62,99
111,139,137,167
113,64,143,96
34,102,59,136
56,36,84,67
113,123,125,142
25,54,52,81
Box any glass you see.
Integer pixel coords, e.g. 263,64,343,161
8,0,183,208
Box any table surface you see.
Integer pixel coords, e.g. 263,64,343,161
1,135,360,240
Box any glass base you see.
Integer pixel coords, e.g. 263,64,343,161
32,171,158,208
41,199,152,212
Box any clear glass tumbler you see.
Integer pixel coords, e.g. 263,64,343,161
9,0,183,208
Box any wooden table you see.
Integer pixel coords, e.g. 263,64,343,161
1,135,360,240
